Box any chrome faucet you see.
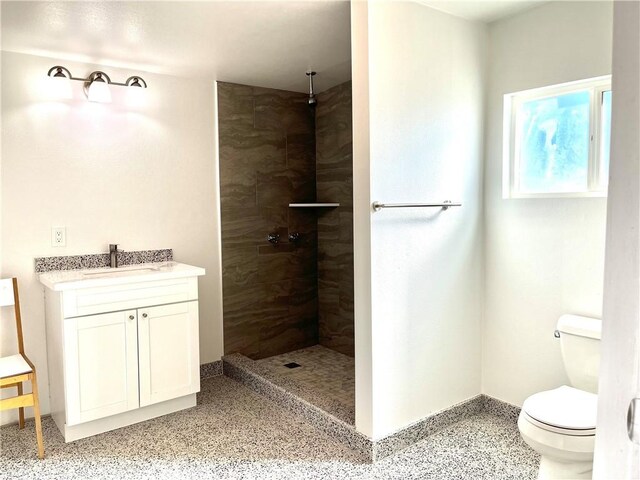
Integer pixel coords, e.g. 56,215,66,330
109,244,119,268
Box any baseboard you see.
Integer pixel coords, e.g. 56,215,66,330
0,413,52,429
372,394,484,460
200,360,223,380
481,394,521,422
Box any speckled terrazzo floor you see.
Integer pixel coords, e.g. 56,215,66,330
255,345,355,424
0,376,539,480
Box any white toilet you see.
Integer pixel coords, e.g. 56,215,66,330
518,314,601,480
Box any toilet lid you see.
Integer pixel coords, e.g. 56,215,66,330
522,385,598,430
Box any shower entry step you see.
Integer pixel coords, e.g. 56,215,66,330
223,345,355,425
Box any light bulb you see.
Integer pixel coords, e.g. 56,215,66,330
87,79,112,103
46,75,72,100
126,85,147,108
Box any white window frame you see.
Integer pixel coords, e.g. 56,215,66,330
503,75,612,199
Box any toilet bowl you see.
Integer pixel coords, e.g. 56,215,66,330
519,385,597,479
518,315,601,480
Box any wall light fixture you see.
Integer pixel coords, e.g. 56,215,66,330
46,66,148,103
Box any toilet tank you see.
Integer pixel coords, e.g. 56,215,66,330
557,314,602,393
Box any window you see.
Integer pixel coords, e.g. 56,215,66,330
503,76,612,198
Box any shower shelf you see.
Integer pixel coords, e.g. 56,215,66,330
289,203,340,208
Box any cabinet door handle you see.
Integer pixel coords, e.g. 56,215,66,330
142,313,148,318
128,315,135,320
629,398,640,444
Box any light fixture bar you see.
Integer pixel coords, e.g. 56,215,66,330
46,66,148,88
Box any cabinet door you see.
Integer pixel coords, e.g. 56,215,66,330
64,310,139,425
138,301,200,407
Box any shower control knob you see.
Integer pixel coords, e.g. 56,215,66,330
267,233,280,246
288,232,301,244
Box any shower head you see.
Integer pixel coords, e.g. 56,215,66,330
306,71,317,108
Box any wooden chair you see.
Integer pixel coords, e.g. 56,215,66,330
0,278,44,459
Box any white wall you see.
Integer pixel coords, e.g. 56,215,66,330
0,51,224,424
594,1,640,476
351,0,374,438
483,1,613,406
353,1,486,439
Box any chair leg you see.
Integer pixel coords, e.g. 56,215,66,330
17,382,25,429
30,373,45,459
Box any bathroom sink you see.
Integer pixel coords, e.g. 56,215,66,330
39,261,205,291
81,265,160,279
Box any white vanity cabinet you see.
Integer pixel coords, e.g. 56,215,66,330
137,301,200,407
40,262,205,442
64,309,140,426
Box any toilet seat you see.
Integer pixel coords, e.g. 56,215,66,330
523,412,595,436
522,385,597,435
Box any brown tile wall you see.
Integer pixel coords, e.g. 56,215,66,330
316,81,354,357
218,82,318,359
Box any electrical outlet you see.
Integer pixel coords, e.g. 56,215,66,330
51,226,66,247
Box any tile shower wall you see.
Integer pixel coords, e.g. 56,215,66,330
218,82,318,359
316,82,354,357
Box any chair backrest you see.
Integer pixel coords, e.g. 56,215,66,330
0,278,25,354
0,278,15,307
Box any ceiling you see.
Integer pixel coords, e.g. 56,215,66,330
0,1,352,93
417,0,547,23
1,1,548,93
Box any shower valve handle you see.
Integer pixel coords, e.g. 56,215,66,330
289,232,301,243
267,233,280,246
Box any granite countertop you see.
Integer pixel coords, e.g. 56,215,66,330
39,261,205,291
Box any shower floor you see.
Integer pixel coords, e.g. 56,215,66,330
253,345,355,424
